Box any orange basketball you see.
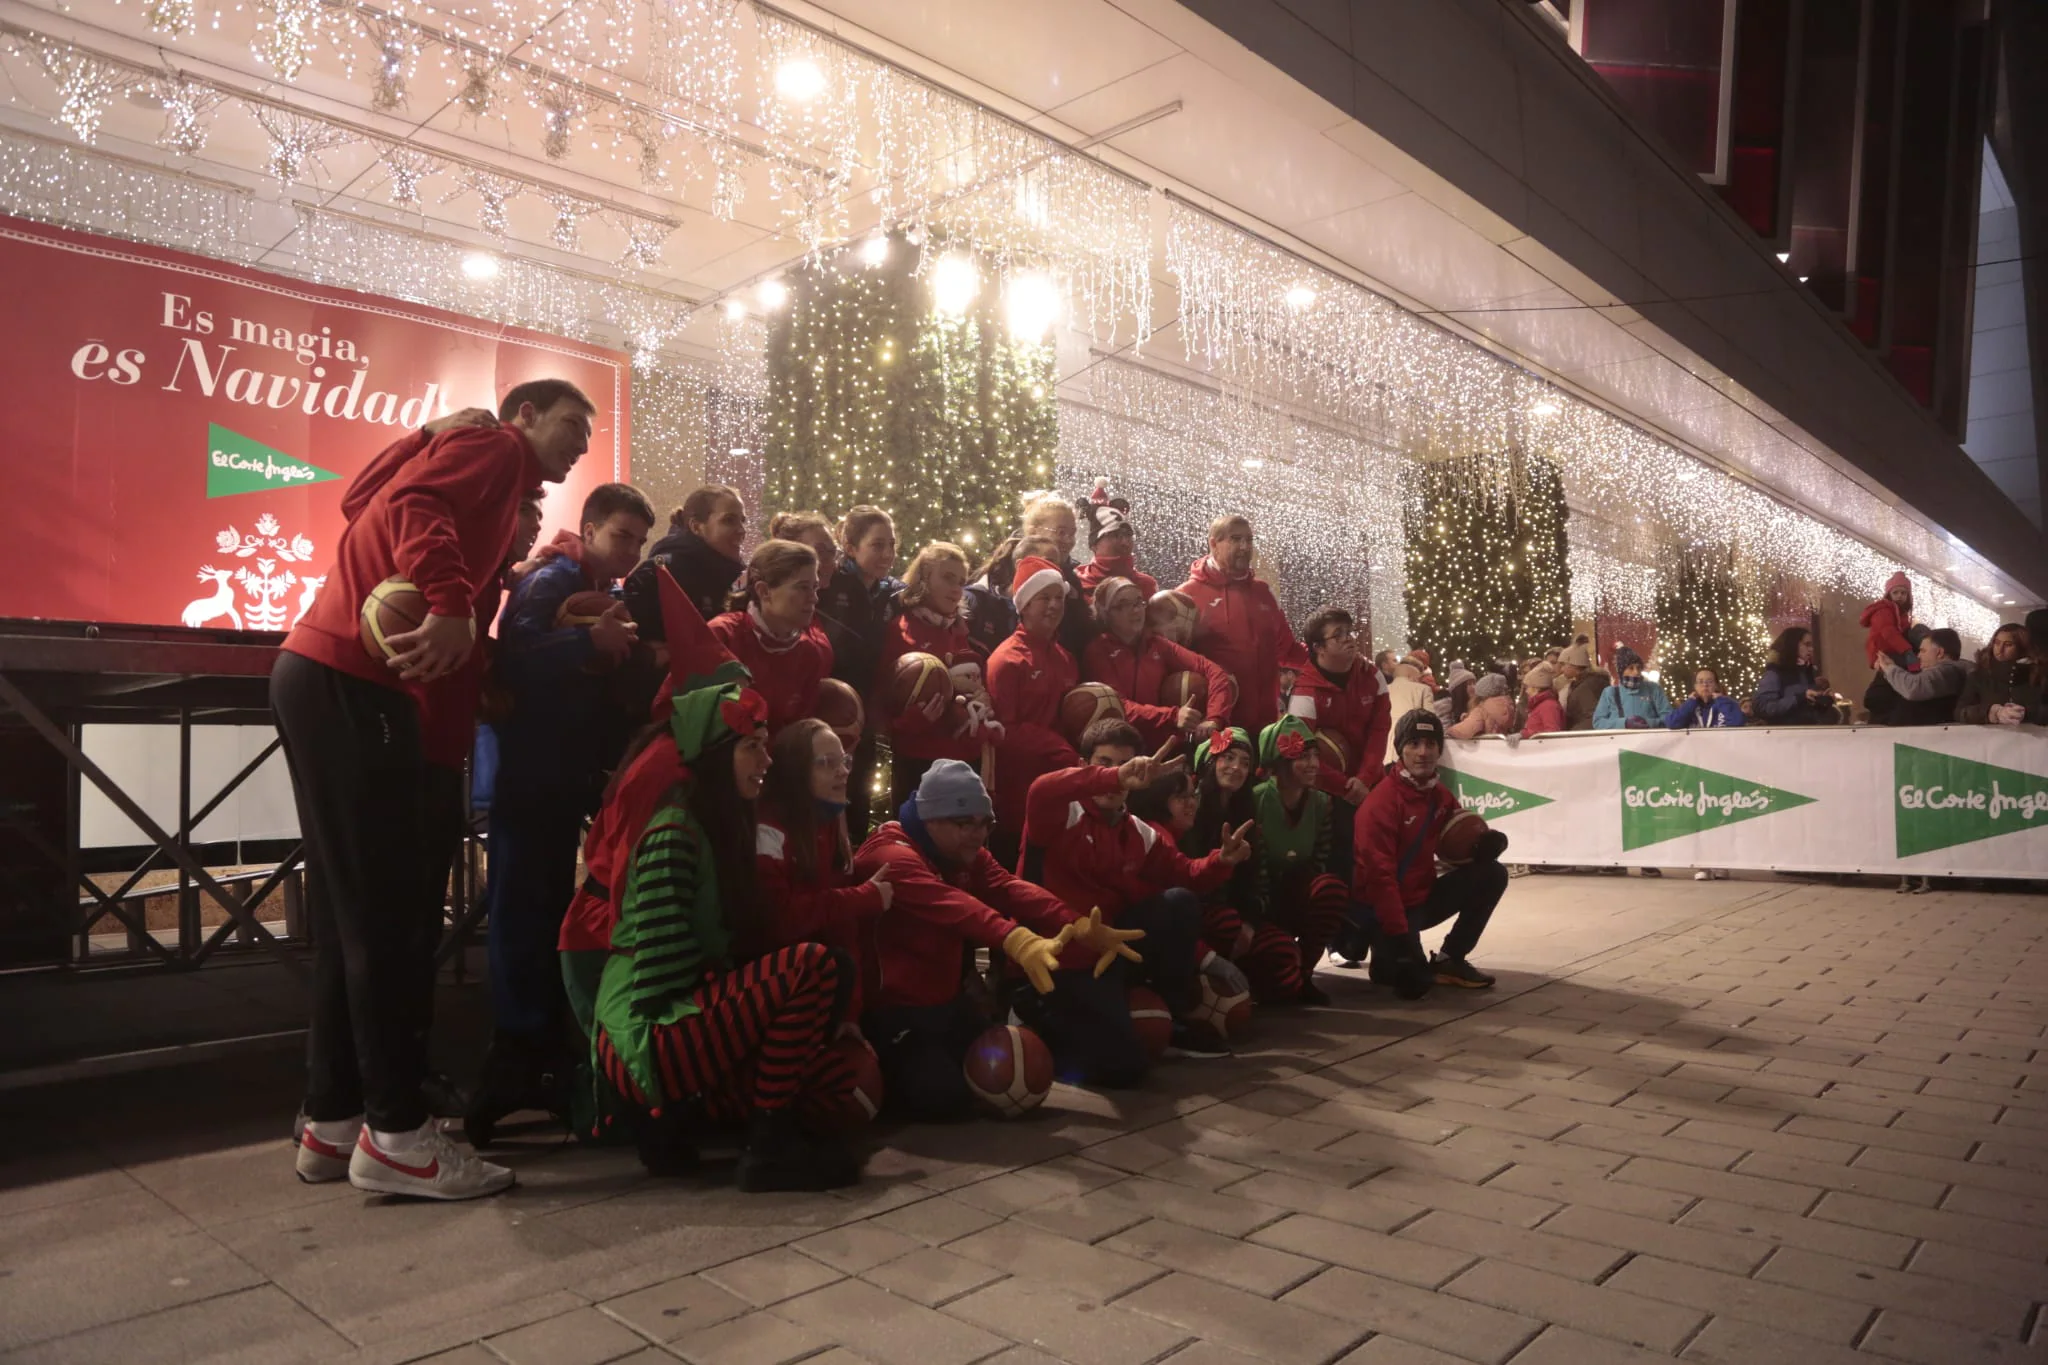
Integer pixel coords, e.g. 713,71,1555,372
884,652,952,723
1313,728,1351,776
1146,589,1200,645
555,590,621,627
962,1024,1054,1118
1158,670,1206,711
1059,684,1125,743
1437,808,1488,865
359,577,429,661
1126,986,1173,1063
813,677,865,737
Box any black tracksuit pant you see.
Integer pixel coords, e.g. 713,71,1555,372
272,651,438,1133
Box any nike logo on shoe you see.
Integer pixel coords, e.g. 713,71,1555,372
357,1134,440,1180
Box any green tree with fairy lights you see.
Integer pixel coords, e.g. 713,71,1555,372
1401,450,1571,663
1654,543,1772,698
762,237,1058,561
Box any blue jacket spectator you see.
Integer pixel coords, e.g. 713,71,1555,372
1663,667,1745,728
1592,646,1672,729
1751,626,1836,724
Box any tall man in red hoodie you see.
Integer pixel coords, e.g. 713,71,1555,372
272,378,594,1200
1177,515,1305,735
1351,710,1508,999
1018,720,1252,1082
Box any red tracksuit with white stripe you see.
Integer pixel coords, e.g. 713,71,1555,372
876,611,985,764
1352,771,1462,934
1175,557,1306,735
986,629,1080,835
1081,631,1235,751
1288,661,1393,797
710,611,834,738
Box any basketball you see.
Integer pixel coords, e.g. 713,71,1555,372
806,1036,885,1136
1159,670,1206,711
1059,684,1124,743
1147,589,1200,644
1186,973,1252,1041
884,652,953,723
555,590,622,627
1126,986,1174,1063
962,1023,1054,1118
1437,808,1488,865
1313,728,1351,776
813,677,865,738
359,577,429,660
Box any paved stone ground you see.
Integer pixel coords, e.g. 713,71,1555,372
4,874,2047,1365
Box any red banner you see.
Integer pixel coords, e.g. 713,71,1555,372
0,216,630,631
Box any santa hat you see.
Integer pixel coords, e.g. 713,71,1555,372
1012,555,1065,613
1085,477,1131,544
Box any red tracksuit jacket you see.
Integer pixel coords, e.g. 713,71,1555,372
1352,771,1461,935
1021,765,1233,969
1288,662,1393,797
758,815,884,1016
987,629,1081,832
1073,556,1158,606
709,611,834,737
876,610,985,763
851,821,1076,1009
1175,557,1305,734
1082,631,1235,750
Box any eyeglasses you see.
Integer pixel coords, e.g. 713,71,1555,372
812,754,855,772
1320,629,1356,645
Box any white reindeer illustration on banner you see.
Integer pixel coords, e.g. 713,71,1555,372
181,566,243,629
183,512,321,632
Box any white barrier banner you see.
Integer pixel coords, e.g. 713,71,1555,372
1441,724,2048,879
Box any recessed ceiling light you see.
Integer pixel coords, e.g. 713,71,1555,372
773,56,826,103
459,251,499,281
722,299,747,321
1530,400,1561,417
1284,284,1317,311
1241,458,1264,470
1776,251,1791,263
859,234,889,268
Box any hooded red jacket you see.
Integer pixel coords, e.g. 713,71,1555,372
986,628,1081,832
1287,662,1392,796
1352,770,1461,935
758,814,884,1016
1020,765,1232,967
851,820,1076,1009
1521,688,1565,737
1859,598,1915,667
1175,557,1305,734
710,610,834,737
1081,631,1234,750
1073,556,1158,606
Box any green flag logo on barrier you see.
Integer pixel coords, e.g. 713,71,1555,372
1442,768,1553,820
206,424,338,497
1894,744,2048,857
1618,750,1814,851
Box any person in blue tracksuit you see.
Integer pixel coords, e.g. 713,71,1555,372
1592,646,1673,730
468,482,655,1143
1662,667,1745,729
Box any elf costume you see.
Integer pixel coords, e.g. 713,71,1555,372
1247,717,1348,1002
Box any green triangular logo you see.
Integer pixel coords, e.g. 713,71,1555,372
1618,749,1814,850
1894,744,2048,857
206,423,338,497
1442,767,1553,820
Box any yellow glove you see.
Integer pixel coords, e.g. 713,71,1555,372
1071,907,1145,978
1003,925,1067,995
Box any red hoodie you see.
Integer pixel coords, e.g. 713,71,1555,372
710,610,834,736
758,814,884,1017
1073,556,1158,606
852,820,1075,1009
1175,556,1305,734
876,610,985,763
1352,771,1461,935
986,628,1081,833
286,423,545,691
1021,765,1232,968
1288,662,1392,797
1081,631,1234,750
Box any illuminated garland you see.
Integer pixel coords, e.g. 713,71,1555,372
1403,449,1571,664
762,237,1055,557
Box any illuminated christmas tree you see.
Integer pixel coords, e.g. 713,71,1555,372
1401,449,1571,664
1654,543,1772,698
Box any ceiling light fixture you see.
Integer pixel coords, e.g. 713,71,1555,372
931,252,980,316
1776,251,1791,263
1004,270,1060,341
722,299,747,321
459,251,499,281
773,56,826,103
859,234,889,268
757,278,789,311
1530,400,1561,417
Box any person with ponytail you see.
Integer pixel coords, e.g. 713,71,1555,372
708,539,834,735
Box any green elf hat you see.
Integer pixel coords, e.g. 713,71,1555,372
1193,725,1253,771
656,566,768,763
1258,715,1316,769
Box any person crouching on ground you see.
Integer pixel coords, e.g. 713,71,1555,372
1247,716,1349,1005
1017,720,1253,1076
1352,710,1508,997
851,760,1082,1121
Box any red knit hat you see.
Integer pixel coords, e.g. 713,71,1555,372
1884,571,1910,597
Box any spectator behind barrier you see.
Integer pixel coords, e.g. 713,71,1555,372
1448,671,1516,738
1663,668,1745,728
1955,619,2045,727
1752,627,1838,724
1558,639,1610,731
1877,628,1967,726
1592,646,1672,730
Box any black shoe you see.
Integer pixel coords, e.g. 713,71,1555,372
1330,926,1370,967
1297,980,1333,1007
1639,867,1663,878
633,1107,703,1177
420,1071,470,1119
735,1111,862,1193
1431,954,1495,989
464,1032,567,1149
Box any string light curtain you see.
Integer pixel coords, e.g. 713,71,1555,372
1402,449,1572,665
762,237,1055,558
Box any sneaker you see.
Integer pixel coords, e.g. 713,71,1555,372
1909,876,1933,895
348,1122,515,1200
1895,876,1913,895
294,1114,361,1184
1165,1024,1231,1059
1431,954,1495,989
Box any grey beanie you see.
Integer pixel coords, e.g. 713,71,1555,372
1474,672,1510,700
914,759,993,821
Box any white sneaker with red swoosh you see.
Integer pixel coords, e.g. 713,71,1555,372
294,1114,360,1184
347,1122,515,1200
